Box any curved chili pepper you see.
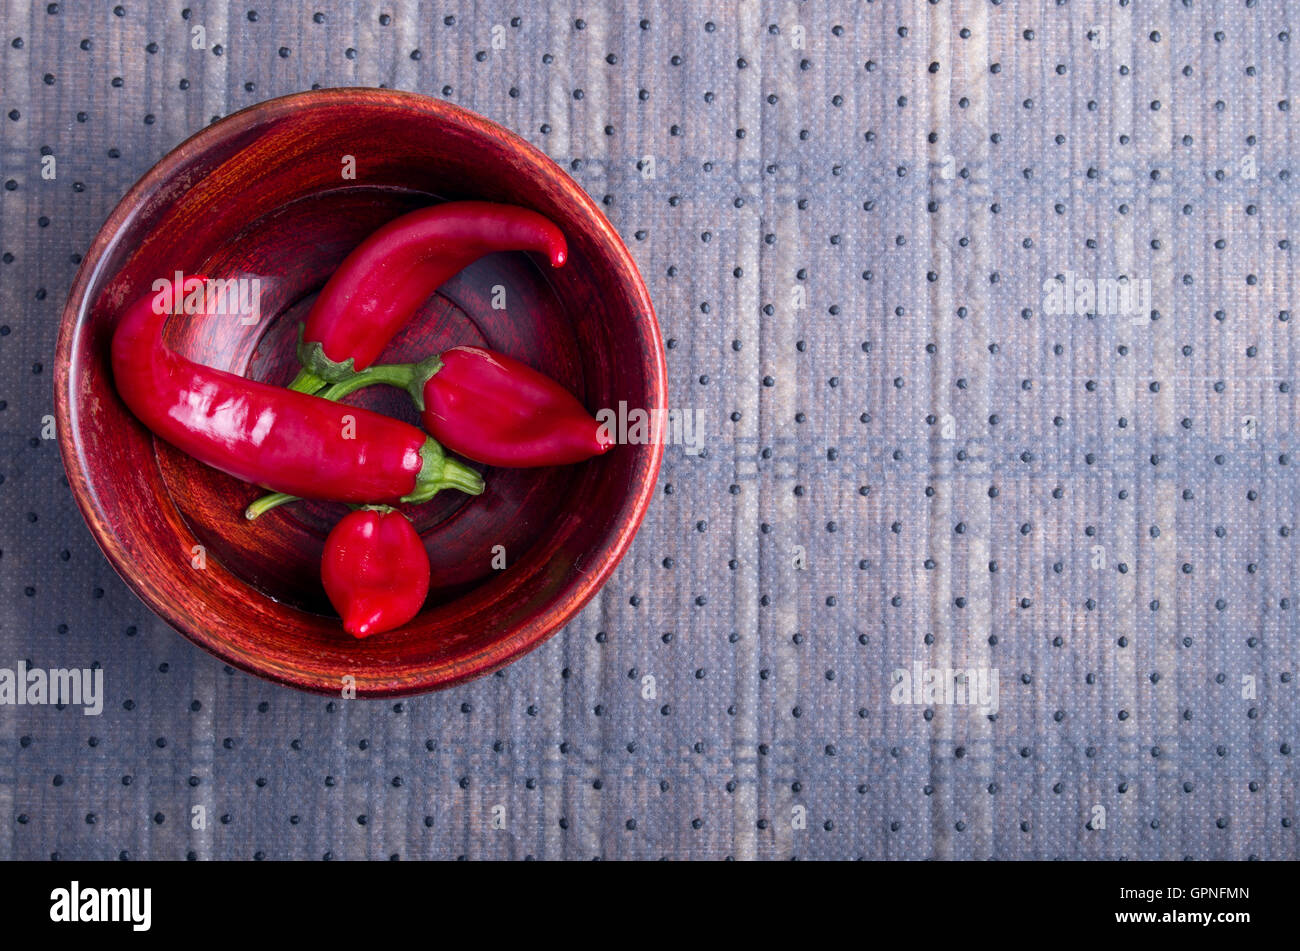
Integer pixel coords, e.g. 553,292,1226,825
291,201,567,392
312,346,614,468
110,281,484,511
321,507,430,638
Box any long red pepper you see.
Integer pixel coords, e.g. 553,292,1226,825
309,346,614,468
110,281,484,511
321,507,431,638
291,201,567,392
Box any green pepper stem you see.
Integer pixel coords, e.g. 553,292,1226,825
401,438,484,503
317,362,424,403
245,491,299,520
310,354,443,409
286,367,328,395
437,457,486,496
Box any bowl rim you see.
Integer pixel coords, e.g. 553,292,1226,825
53,87,666,697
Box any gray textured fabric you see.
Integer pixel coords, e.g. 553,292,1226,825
0,0,1296,860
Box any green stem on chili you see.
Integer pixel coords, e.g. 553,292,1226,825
244,491,299,520
286,367,329,395
316,358,437,407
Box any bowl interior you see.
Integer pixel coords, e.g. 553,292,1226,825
58,90,663,695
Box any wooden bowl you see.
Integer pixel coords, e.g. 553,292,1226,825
54,89,665,696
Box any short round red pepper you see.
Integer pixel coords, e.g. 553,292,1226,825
321,507,431,638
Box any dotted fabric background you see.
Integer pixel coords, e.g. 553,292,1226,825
1,0,1297,860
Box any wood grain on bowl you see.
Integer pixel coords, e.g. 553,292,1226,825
54,88,665,697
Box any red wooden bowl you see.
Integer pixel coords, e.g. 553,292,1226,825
54,89,665,696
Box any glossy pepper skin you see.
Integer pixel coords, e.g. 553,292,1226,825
294,201,567,387
110,282,483,505
321,508,431,638
415,346,614,467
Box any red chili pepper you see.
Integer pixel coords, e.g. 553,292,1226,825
321,507,430,638
292,201,567,391
419,346,614,467
326,346,614,467
110,281,484,513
